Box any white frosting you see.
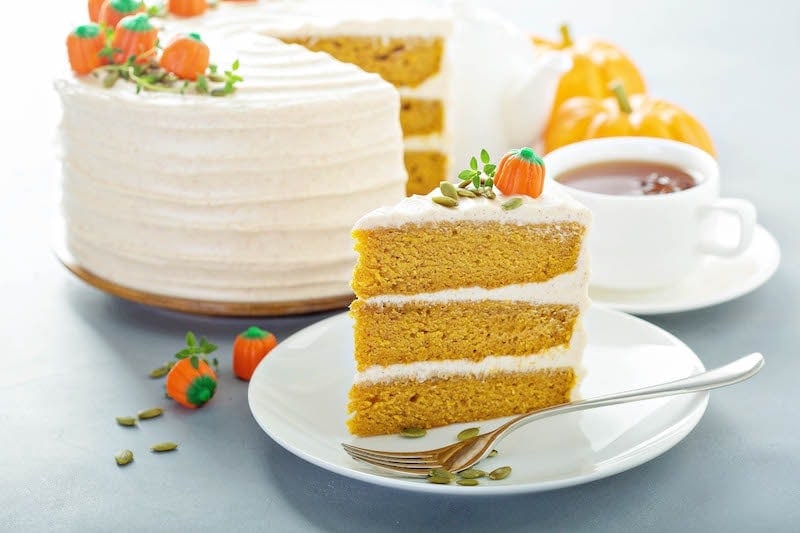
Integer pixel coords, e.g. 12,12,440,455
55,28,407,302
355,327,586,385
354,188,592,229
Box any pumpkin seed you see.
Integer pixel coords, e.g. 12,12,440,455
501,198,522,211
488,466,512,480
428,475,452,484
148,363,173,378
114,449,134,466
429,468,455,480
432,196,458,208
439,181,459,200
485,190,497,200
400,427,427,438
488,449,499,458
137,407,164,420
458,178,472,189
456,427,479,441
150,441,179,453
115,416,137,427
456,478,479,486
458,468,486,479
456,188,476,198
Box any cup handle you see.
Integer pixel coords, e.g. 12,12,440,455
697,198,757,256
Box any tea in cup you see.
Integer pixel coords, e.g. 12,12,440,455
544,137,757,291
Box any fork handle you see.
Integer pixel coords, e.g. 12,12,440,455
498,352,764,436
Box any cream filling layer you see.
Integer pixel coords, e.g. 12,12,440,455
354,328,586,385
403,134,446,152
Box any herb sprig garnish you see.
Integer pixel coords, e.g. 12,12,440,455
93,57,242,96
458,148,497,190
175,331,219,370
432,148,502,208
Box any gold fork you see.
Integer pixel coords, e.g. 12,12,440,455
342,352,764,478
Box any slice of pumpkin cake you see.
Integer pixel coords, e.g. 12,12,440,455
347,147,591,437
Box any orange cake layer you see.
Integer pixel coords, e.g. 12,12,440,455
347,369,576,437
279,36,444,88
350,300,579,370
400,98,444,136
351,221,585,298
404,151,448,196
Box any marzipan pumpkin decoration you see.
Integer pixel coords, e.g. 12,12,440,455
111,14,159,64
160,33,210,81
166,331,219,408
493,147,546,198
232,326,278,381
67,23,108,75
544,81,716,157
98,0,145,30
168,0,207,17
88,0,105,22
533,24,646,118
166,358,218,408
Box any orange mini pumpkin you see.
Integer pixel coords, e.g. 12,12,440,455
493,147,546,198
111,14,158,64
232,326,278,381
98,0,145,30
67,23,108,75
169,0,207,17
544,82,716,157
160,33,210,81
165,357,218,409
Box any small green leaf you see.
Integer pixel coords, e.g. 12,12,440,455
483,163,496,176
175,348,192,359
196,75,208,94
485,177,494,189
472,174,481,189
232,59,240,70
480,149,490,164
458,169,474,180
186,331,197,347
469,156,478,171
209,64,218,74
190,355,199,369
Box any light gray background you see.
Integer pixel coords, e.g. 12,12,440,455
2,0,798,531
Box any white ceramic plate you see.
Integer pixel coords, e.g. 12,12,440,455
590,224,780,315
248,306,709,495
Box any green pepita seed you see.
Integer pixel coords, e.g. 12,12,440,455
148,364,172,378
485,190,497,200
488,449,499,458
457,478,479,486
114,449,134,466
439,181,459,200
456,427,480,441
488,466,512,480
501,197,522,211
115,416,137,427
458,178,472,189
400,427,427,438
432,196,458,208
428,475,452,484
150,441,179,453
137,407,164,420
458,468,486,479
429,468,455,479
456,188,476,198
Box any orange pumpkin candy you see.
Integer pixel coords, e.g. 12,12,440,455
160,33,210,81
165,357,217,408
67,23,108,75
88,0,105,22
493,147,546,198
98,0,145,30
169,0,207,17
111,14,159,64
232,326,278,381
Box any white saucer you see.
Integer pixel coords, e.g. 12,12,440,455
590,224,780,315
248,306,709,495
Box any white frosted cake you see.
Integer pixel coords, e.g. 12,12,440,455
347,167,591,436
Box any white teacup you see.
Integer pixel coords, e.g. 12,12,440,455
544,137,757,291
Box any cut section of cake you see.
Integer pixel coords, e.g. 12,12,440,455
347,148,591,436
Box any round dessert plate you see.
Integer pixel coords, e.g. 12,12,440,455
590,224,780,315
54,233,354,317
248,305,710,495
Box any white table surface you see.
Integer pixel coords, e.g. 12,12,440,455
2,0,798,531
